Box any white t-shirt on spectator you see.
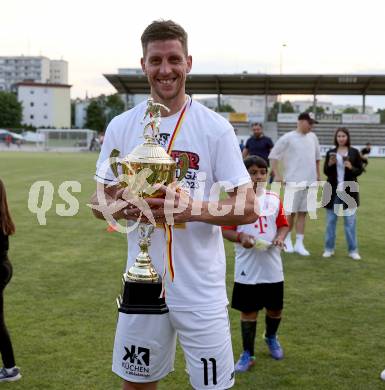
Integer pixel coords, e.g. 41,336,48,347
268,130,321,186
336,152,348,184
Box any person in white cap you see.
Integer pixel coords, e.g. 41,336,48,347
269,112,321,256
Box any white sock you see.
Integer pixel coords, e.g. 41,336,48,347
284,233,292,243
296,234,304,245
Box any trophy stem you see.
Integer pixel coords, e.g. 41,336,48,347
126,223,159,282
118,221,168,315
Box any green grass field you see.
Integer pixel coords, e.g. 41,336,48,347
1,152,384,390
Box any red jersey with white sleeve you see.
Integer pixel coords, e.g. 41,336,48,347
223,190,288,285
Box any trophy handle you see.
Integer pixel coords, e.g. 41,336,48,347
109,148,121,179
177,153,189,182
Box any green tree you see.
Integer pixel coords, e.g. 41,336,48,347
306,106,325,114
343,107,359,114
0,91,22,127
281,101,295,113
215,104,235,113
85,100,106,131
105,94,125,122
268,100,294,120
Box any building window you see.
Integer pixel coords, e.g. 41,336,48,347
30,115,34,119
44,102,48,106
30,90,34,94
30,102,34,107
44,115,48,119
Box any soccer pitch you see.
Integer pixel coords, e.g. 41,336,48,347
1,152,384,390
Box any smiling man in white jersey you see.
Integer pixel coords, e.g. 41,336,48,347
90,20,258,390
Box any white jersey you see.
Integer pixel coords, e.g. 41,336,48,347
268,130,321,186
224,191,288,285
95,98,251,311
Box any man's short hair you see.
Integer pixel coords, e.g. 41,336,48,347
251,122,263,128
141,20,188,56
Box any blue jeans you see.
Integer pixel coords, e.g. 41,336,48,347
324,204,358,253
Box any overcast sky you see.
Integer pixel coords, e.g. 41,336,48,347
2,0,385,108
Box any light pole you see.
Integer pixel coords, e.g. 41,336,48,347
279,43,287,75
278,43,287,114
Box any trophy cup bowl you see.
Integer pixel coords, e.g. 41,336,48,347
121,139,176,199
115,98,176,315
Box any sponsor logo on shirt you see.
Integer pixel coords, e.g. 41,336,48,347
158,133,201,189
172,150,200,189
255,216,268,234
122,345,150,377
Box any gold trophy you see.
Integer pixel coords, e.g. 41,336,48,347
113,98,177,314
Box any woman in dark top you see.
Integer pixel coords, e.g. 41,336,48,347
0,179,21,382
322,128,363,260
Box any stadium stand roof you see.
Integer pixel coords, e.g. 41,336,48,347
104,73,385,96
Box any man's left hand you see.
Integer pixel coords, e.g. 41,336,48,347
123,183,194,225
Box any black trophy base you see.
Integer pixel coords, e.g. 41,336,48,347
117,275,169,315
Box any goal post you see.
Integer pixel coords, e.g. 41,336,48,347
36,129,97,151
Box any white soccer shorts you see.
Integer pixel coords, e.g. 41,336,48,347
112,306,235,389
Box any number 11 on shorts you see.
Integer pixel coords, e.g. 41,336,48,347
201,358,217,386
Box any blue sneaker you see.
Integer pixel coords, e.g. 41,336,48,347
234,351,256,372
0,367,21,382
264,335,284,360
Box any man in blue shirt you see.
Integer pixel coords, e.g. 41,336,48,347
239,139,245,152
242,123,274,164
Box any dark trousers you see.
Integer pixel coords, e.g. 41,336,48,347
0,254,16,368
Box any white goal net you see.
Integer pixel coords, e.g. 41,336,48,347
36,129,97,151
